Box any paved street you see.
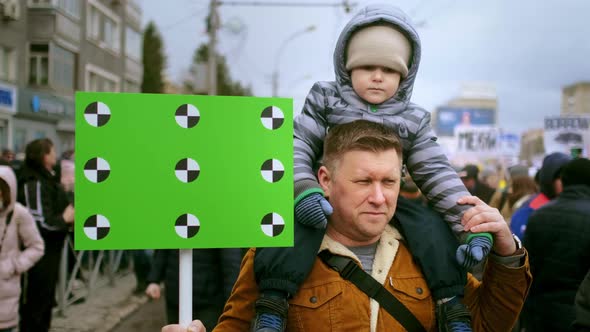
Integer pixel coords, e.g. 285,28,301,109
110,296,167,332
49,273,149,332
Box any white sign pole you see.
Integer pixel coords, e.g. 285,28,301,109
179,249,193,326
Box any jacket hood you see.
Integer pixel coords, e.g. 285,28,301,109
538,152,571,199
0,166,17,217
333,3,421,112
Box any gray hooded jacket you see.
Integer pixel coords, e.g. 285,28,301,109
294,4,470,236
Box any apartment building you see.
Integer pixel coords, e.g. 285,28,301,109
0,0,142,154
562,81,590,115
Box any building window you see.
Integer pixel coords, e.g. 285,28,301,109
0,46,16,81
86,65,119,92
86,0,121,53
14,128,26,154
124,79,140,93
28,0,53,7
125,27,141,60
58,0,81,19
34,130,46,139
52,45,76,90
29,44,49,86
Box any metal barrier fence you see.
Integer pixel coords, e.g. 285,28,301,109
55,233,134,316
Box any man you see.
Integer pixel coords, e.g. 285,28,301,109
522,158,590,332
163,120,531,332
510,152,571,239
458,164,495,204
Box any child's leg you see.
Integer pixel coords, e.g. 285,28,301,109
393,196,471,332
252,221,325,331
394,196,466,299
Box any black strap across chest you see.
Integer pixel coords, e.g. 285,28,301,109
318,250,426,332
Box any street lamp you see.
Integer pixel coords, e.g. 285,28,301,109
272,25,316,97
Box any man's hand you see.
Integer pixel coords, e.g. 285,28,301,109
458,195,517,257
295,192,333,229
63,204,75,224
145,283,161,300
161,320,206,332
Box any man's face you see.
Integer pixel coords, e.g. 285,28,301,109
350,65,401,105
319,149,401,246
461,177,476,192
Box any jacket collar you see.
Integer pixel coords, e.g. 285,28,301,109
319,224,403,332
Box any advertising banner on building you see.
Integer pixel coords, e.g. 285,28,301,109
544,115,590,158
435,107,495,137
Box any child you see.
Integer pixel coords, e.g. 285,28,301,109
252,4,493,332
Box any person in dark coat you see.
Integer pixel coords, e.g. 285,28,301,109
522,157,590,332
17,138,75,332
574,269,590,332
145,248,242,330
510,152,571,239
458,164,495,204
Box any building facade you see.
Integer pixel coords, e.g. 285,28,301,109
0,0,142,155
562,81,590,115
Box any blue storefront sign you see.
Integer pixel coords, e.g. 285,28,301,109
0,82,17,113
30,95,65,115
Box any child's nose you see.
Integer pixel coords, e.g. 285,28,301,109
372,70,383,81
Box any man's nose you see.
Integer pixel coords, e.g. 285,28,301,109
368,184,386,204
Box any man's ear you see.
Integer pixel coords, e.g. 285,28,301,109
317,166,332,197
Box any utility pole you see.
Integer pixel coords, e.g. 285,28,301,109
208,0,219,95
211,0,355,96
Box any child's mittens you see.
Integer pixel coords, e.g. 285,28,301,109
295,192,333,229
456,233,493,268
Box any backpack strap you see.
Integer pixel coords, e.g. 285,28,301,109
318,250,426,332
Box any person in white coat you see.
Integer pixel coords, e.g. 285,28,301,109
0,166,44,332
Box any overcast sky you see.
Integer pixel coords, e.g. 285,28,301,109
140,0,590,134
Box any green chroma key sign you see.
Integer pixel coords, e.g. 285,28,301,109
74,92,294,250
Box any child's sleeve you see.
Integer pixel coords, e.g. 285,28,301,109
405,111,472,241
293,82,329,199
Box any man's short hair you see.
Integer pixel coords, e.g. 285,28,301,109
323,120,403,171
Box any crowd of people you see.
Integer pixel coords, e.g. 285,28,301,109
0,139,74,332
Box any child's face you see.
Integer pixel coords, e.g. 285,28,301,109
351,65,401,105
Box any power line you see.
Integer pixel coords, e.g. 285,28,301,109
161,5,208,31
219,1,354,9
